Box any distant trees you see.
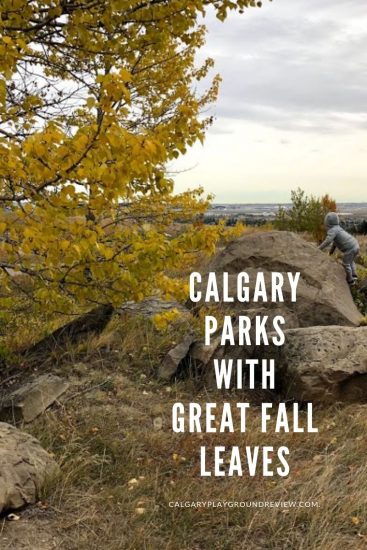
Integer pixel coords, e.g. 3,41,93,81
274,188,337,242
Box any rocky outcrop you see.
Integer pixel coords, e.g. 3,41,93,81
0,422,58,513
117,298,189,319
179,325,367,404
256,326,367,404
23,304,114,359
0,374,69,423
161,232,366,403
196,231,361,328
186,308,291,387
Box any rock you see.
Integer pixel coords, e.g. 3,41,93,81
117,298,194,381
0,374,69,423
257,326,367,403
159,333,196,380
190,334,224,371
190,308,292,388
196,231,361,328
0,422,59,513
160,232,363,382
23,304,114,359
117,298,189,318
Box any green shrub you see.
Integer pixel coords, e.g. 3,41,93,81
274,188,337,243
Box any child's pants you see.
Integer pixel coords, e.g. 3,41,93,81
342,245,360,283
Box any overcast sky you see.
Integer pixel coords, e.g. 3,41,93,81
173,0,367,203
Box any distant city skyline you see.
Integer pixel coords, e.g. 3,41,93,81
173,0,367,203
210,201,367,206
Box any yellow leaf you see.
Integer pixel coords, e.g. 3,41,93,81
119,68,132,82
24,227,35,238
86,97,96,108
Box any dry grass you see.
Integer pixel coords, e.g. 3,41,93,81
1,316,366,550
1,225,367,549
358,234,367,256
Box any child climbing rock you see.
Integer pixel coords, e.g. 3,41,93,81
319,212,360,285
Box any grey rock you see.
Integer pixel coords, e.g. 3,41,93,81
0,374,69,423
0,422,58,513
159,333,196,380
117,298,189,318
173,232,365,400
199,231,361,328
257,326,367,403
191,308,291,388
118,298,193,380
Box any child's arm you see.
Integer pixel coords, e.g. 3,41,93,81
329,243,336,255
319,227,336,251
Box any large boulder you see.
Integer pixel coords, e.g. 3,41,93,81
187,326,367,403
0,422,58,513
162,232,365,400
188,307,294,387
257,326,367,403
196,231,361,328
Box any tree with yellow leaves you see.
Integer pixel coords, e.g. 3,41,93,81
0,1,265,314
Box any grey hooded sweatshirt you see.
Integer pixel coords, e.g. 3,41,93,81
319,212,359,253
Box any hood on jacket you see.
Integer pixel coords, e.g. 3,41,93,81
324,212,340,228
